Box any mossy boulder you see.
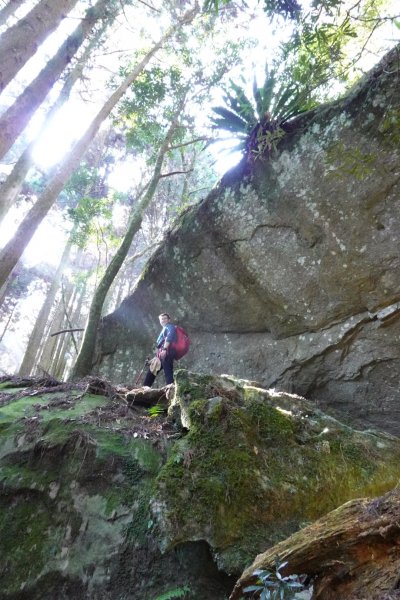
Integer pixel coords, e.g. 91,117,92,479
1,373,400,598
0,377,236,599
0,384,163,599
153,370,400,573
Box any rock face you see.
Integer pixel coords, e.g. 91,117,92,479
96,46,400,435
2,372,400,599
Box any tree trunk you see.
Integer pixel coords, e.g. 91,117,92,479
71,102,185,379
230,489,400,600
18,239,73,376
0,0,26,28
35,282,74,376
0,151,32,224
54,279,87,379
0,301,17,344
0,0,79,93
0,24,106,224
0,5,198,288
0,280,9,309
50,284,77,376
0,0,115,160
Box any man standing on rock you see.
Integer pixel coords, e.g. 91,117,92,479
143,313,177,387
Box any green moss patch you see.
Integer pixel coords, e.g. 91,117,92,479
0,391,109,423
154,372,400,573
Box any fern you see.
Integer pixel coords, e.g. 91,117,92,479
147,404,166,418
211,63,315,160
154,585,191,600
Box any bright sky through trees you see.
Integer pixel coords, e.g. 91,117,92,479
0,0,399,377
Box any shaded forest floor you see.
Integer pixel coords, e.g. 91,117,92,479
0,374,178,443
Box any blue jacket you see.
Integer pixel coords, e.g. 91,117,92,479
156,323,177,348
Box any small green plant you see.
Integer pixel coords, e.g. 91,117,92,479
147,404,166,418
154,585,191,600
211,65,315,161
243,557,308,599
251,126,286,159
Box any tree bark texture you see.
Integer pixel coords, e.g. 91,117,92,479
0,25,104,224
230,489,400,600
0,0,115,160
0,0,79,93
0,5,199,289
71,100,185,379
0,0,26,28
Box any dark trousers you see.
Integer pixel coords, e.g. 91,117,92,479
143,349,175,387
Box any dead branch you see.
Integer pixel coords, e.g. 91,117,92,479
125,242,160,264
168,136,211,150
159,169,194,179
50,328,85,337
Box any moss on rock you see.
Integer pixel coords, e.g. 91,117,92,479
153,371,400,573
2,371,400,597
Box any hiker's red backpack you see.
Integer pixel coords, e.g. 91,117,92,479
171,326,190,360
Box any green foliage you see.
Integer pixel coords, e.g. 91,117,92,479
211,65,315,158
118,65,184,153
204,0,302,20
243,558,308,599
63,165,99,204
154,586,191,600
282,13,358,98
203,0,230,13
67,196,114,249
206,0,396,110
262,0,302,21
121,66,182,116
147,404,166,418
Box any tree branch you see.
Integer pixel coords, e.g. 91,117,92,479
168,136,211,150
126,241,160,264
50,328,85,337
159,169,194,178
136,0,161,12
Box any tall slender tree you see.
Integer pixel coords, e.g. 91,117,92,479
0,0,117,160
0,20,110,224
18,238,73,376
0,0,80,93
0,4,199,288
0,0,26,27
71,94,186,379
35,279,75,375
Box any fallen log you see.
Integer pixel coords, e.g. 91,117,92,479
230,489,400,600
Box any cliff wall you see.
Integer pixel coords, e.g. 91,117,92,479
97,46,400,434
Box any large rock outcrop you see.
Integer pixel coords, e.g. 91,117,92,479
1,372,400,599
96,46,400,435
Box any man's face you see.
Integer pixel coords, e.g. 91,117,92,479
159,314,170,327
